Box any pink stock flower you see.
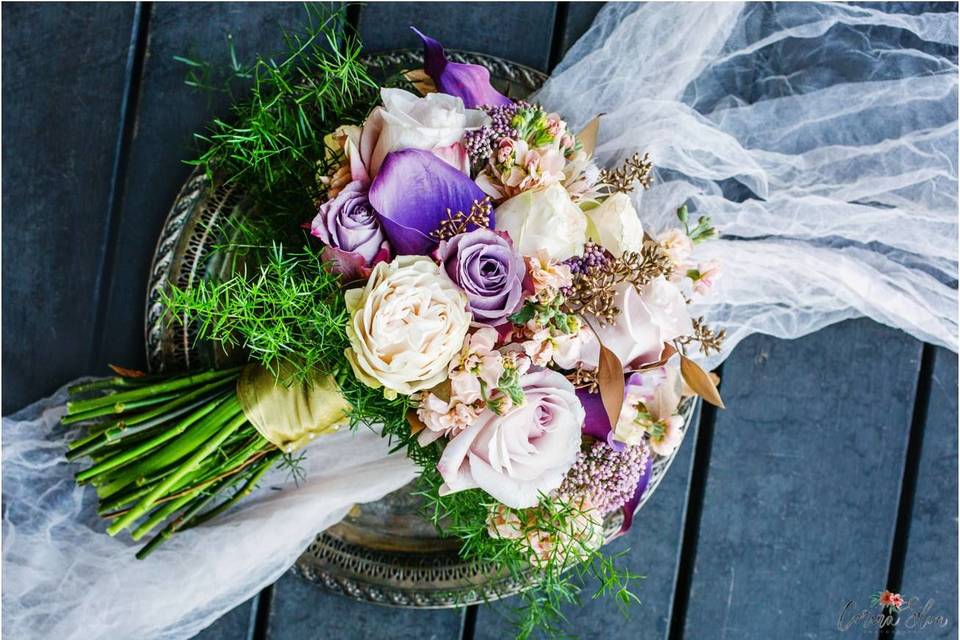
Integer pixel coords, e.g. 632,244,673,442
690,260,722,295
649,414,685,456
486,504,524,540
416,393,481,446
525,251,574,298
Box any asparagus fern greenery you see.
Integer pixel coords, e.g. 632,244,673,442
65,4,647,637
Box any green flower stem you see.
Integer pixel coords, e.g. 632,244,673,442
185,452,279,529
67,394,223,460
103,377,238,432
129,443,272,539
93,399,241,500
97,462,212,516
68,376,157,395
130,487,205,541
75,397,227,483
65,367,241,416
67,423,120,452
60,394,178,426
106,410,249,536
134,476,238,560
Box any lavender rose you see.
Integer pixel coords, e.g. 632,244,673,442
437,229,525,326
310,180,387,264
437,368,584,509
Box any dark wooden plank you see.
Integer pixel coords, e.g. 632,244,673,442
265,573,465,640
472,404,703,640
557,2,604,61
357,2,558,71
1,2,135,412
899,347,958,637
680,319,922,638
194,596,256,640
96,2,310,370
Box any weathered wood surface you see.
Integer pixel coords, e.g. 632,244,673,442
2,3,956,640
2,2,136,413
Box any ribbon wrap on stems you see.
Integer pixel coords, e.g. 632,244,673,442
237,363,351,453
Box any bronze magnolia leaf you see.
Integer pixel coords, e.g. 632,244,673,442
679,355,725,408
577,116,601,156
404,68,437,96
406,409,427,435
597,342,626,432
108,364,148,378
635,342,677,372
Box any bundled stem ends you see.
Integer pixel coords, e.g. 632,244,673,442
63,368,282,558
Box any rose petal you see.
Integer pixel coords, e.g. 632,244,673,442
412,27,511,109
321,244,389,285
369,149,488,255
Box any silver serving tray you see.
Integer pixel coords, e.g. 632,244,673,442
144,49,698,608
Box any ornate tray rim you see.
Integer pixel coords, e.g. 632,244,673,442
143,49,699,609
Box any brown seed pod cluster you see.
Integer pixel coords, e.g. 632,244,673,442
677,316,727,356
430,197,494,241
598,152,653,193
563,242,674,325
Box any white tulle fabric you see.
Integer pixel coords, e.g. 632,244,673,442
536,2,958,368
3,4,957,639
2,382,417,640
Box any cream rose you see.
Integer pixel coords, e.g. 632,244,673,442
344,256,471,397
493,184,587,261
437,368,584,508
363,88,487,176
584,193,644,257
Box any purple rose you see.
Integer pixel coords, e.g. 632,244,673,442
438,229,525,326
310,180,387,264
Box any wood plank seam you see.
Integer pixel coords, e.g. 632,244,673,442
666,364,723,640
89,1,153,369
878,342,937,640
251,583,275,640
460,603,479,640
547,2,569,72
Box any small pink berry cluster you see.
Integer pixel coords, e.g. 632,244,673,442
557,440,650,515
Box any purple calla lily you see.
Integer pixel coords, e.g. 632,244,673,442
619,453,653,534
412,27,512,109
577,387,626,452
369,148,489,256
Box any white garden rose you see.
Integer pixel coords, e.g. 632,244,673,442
344,256,471,397
437,368,584,509
584,193,644,257
493,184,587,261
366,88,487,176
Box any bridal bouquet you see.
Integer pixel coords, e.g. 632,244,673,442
62,12,724,635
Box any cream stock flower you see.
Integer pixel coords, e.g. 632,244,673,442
345,256,471,397
656,228,694,268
